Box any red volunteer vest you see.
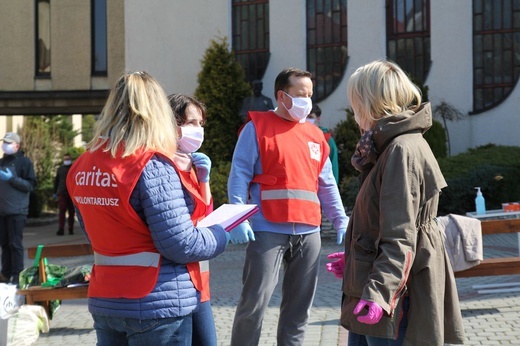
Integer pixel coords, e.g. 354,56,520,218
175,164,212,302
324,132,332,142
67,148,164,299
250,111,329,226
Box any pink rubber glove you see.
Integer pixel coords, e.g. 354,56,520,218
326,252,345,279
353,299,383,324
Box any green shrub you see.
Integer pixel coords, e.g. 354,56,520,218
437,145,520,215
20,115,83,217
194,37,251,207
332,109,360,210
210,161,232,208
423,119,447,159
194,37,251,164
333,109,360,185
339,176,359,212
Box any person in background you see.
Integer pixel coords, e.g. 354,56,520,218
228,67,349,346
326,60,464,345
54,153,75,236
66,71,229,345
306,104,340,183
239,80,275,120
0,132,36,285
168,93,217,346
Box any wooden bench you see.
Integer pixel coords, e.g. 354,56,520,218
454,218,520,278
17,243,93,319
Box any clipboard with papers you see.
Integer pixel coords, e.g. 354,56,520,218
198,204,259,232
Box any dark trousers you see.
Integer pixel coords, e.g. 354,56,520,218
58,193,75,232
0,214,26,282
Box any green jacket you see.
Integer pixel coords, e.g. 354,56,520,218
341,103,465,345
319,126,339,183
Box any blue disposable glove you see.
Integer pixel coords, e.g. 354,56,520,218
225,231,231,246
229,222,255,244
337,228,346,244
191,152,211,183
0,168,13,181
353,299,383,325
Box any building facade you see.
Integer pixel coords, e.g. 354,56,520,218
1,0,518,155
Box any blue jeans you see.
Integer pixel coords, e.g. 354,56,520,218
192,301,217,346
92,313,192,346
348,297,409,346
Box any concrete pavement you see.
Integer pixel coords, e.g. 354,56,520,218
6,218,520,345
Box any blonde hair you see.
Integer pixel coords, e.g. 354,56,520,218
347,60,422,130
88,71,177,157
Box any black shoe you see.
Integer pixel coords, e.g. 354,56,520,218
69,230,74,235
56,229,64,236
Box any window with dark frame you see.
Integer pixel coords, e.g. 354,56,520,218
36,0,51,76
386,0,430,85
306,0,348,102
92,0,107,75
473,0,520,113
232,0,270,83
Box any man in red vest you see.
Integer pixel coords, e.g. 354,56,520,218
228,67,349,345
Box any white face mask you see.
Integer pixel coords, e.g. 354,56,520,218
178,126,204,153
63,160,72,166
2,142,17,155
282,92,313,122
306,118,316,125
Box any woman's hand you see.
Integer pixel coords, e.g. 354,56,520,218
326,252,345,279
191,152,211,182
353,299,383,324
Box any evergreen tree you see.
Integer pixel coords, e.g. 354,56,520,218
194,37,251,163
19,115,79,216
81,114,96,144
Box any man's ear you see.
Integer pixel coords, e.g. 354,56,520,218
276,90,284,102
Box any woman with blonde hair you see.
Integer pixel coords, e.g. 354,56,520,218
327,60,465,345
67,71,229,345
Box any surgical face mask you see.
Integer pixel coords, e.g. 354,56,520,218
178,126,204,153
282,92,312,122
63,160,72,166
2,142,17,155
306,118,316,125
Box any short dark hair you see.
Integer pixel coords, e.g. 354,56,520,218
167,94,207,126
274,68,312,99
310,104,322,117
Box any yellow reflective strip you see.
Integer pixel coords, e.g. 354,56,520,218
94,252,160,267
261,189,319,203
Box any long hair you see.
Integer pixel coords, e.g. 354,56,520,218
87,71,177,157
347,60,422,130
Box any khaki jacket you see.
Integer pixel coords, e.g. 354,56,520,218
341,103,465,345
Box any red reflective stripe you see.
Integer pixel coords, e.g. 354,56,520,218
390,251,413,310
